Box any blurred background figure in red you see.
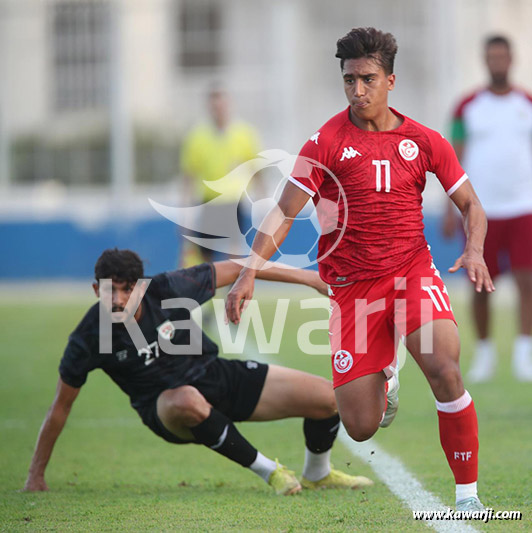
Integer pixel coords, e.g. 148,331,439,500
443,35,532,383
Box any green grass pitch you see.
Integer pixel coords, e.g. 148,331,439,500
0,284,530,531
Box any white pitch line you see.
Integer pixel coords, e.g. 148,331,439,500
338,430,479,533
238,341,478,533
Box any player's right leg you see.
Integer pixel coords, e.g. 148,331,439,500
468,217,501,383
512,269,532,381
334,372,386,442
153,377,299,494
468,290,496,383
155,385,293,491
327,278,399,442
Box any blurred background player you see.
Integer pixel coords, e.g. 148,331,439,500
179,86,261,266
443,35,532,383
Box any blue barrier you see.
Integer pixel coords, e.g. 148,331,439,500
0,214,463,279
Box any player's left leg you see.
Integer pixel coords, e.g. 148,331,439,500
247,365,373,489
508,213,532,380
512,269,532,381
406,319,483,510
155,384,301,495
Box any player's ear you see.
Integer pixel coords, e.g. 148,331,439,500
387,73,396,91
92,282,100,298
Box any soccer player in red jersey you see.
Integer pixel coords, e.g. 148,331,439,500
226,27,494,511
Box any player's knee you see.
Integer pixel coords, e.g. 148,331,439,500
168,386,210,426
343,417,379,442
428,361,463,395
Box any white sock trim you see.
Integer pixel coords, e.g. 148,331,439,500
456,481,478,503
302,448,331,482
435,390,472,413
249,452,277,483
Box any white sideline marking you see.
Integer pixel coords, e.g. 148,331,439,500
338,431,479,533
239,342,478,533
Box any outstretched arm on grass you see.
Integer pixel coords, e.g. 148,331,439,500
23,378,80,491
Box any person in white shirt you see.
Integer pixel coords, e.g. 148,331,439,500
443,35,532,382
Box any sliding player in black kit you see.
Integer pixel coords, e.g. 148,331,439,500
24,249,372,495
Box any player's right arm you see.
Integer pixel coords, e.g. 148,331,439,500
225,181,311,324
23,377,80,491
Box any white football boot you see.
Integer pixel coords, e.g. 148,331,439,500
380,366,399,428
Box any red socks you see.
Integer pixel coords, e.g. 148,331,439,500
436,391,478,484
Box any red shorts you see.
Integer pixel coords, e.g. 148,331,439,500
329,249,456,388
484,214,532,278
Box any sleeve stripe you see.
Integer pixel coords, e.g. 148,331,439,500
446,173,469,196
288,176,316,197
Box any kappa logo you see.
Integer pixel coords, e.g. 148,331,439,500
340,146,362,161
157,320,175,341
398,139,419,161
246,360,259,370
334,350,354,374
310,131,320,145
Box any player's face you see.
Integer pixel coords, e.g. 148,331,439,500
109,281,136,313
485,43,511,84
342,57,395,120
209,91,230,127
93,280,143,320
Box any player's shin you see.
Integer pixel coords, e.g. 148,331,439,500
435,390,479,503
190,408,259,468
302,414,340,481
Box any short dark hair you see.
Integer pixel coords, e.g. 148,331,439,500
336,27,398,74
94,248,144,283
485,35,511,51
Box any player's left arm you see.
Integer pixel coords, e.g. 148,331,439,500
213,260,327,295
447,180,495,293
429,130,494,292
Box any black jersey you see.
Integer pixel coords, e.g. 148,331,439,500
59,263,219,409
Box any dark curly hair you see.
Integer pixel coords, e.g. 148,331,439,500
94,248,144,283
336,27,398,74
485,34,511,51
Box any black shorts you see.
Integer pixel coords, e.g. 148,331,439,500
136,358,269,444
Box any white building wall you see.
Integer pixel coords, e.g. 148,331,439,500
3,0,532,188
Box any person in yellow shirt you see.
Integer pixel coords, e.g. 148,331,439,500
180,88,261,264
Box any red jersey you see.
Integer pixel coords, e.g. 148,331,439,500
289,107,467,284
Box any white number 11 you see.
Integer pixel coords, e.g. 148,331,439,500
372,160,391,192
